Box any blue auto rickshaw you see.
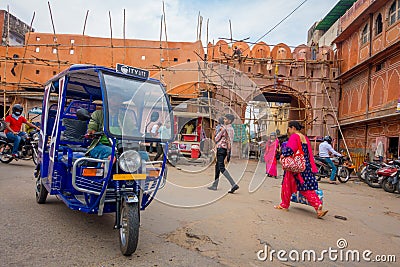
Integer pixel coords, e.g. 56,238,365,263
35,64,173,255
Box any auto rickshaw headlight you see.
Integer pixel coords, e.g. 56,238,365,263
119,150,141,172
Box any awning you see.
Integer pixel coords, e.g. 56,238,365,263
315,0,357,31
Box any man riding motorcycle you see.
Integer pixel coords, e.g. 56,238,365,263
4,104,40,159
318,136,342,184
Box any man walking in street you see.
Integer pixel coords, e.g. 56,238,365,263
208,113,239,193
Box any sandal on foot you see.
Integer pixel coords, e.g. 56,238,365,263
274,205,288,211
317,207,328,218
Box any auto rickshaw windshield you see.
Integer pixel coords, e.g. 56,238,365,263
102,73,173,141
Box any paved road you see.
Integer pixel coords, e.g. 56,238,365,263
0,161,221,267
1,159,399,266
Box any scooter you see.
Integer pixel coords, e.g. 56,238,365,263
379,160,400,193
314,156,351,183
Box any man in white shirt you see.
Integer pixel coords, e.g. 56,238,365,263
149,122,161,153
154,122,172,161
375,141,384,162
319,136,342,184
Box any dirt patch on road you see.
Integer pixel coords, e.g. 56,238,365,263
164,226,220,258
384,211,400,220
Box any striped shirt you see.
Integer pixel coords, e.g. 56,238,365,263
215,124,234,150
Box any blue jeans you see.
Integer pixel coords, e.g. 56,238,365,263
323,157,337,181
89,143,112,159
6,132,26,155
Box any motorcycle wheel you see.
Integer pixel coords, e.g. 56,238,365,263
316,166,324,181
365,170,381,188
32,145,38,165
337,168,350,183
0,142,13,164
357,166,367,181
119,201,139,256
35,167,48,204
381,177,396,193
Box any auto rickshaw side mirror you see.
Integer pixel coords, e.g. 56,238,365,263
76,108,91,121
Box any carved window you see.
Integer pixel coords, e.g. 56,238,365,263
361,24,369,44
388,0,399,26
375,13,383,35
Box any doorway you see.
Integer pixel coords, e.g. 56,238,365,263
388,137,399,160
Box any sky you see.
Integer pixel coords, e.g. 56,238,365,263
1,0,338,48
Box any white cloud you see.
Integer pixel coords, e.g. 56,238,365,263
1,0,336,47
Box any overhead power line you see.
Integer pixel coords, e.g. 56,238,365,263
243,0,308,52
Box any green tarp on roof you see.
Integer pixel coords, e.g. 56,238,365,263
315,0,358,31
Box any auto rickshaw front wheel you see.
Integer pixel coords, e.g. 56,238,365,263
35,168,48,204
119,200,139,256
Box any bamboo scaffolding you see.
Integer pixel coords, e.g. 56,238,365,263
2,5,10,117
79,10,89,64
47,2,60,71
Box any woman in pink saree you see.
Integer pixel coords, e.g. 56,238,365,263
274,121,328,219
264,132,279,178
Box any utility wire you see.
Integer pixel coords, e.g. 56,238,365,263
243,0,308,53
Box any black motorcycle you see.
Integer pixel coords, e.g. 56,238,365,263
0,130,39,164
314,156,351,183
362,161,386,188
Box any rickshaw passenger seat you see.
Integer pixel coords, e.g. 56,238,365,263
61,118,88,144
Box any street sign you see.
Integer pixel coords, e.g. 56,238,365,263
116,63,149,79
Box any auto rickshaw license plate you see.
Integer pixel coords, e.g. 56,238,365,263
113,174,146,180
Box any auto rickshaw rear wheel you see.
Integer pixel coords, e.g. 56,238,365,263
119,200,139,256
35,168,48,204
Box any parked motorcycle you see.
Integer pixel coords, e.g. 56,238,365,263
167,142,180,165
379,160,400,193
363,161,386,188
314,156,352,183
0,130,39,164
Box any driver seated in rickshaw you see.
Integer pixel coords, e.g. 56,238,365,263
86,108,112,160
84,94,142,161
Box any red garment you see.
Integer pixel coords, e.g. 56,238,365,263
279,133,320,210
280,184,322,211
286,133,317,173
264,139,279,176
4,115,27,134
